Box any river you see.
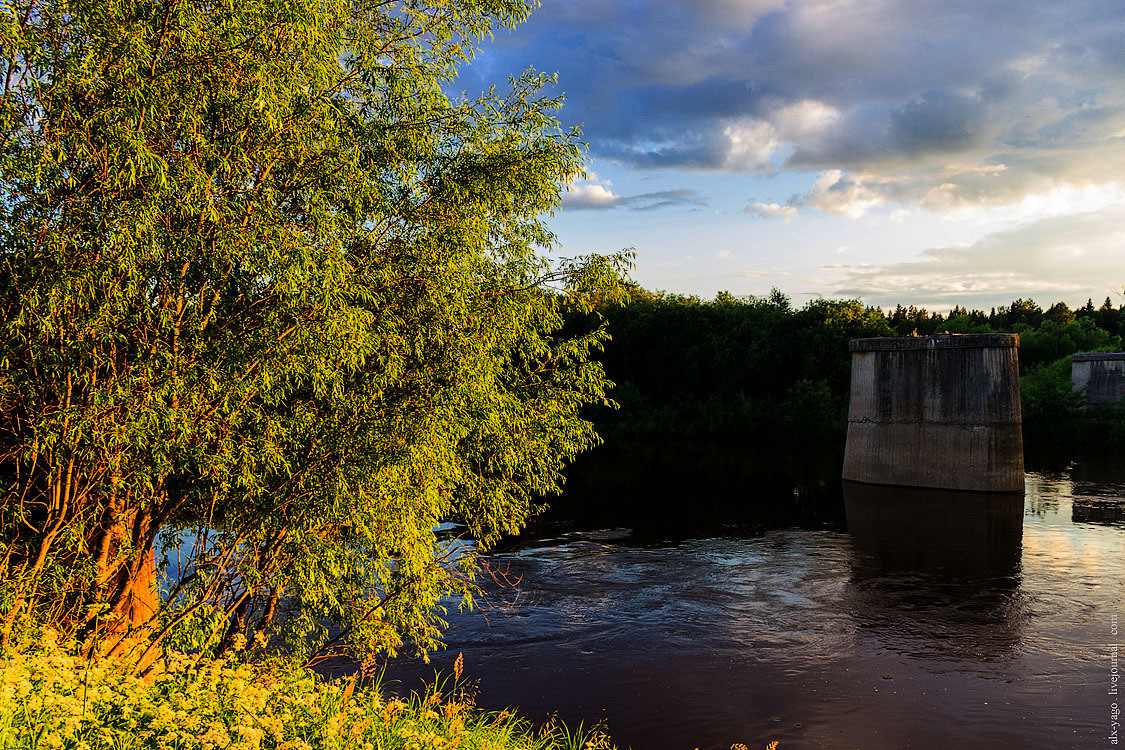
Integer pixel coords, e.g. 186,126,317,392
373,458,1124,749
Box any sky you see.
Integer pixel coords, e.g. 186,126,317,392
456,0,1125,312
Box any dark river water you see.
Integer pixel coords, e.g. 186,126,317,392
374,460,1124,750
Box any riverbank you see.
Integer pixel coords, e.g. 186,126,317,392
0,631,618,750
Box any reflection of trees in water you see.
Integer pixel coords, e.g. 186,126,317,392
1023,473,1070,518
843,482,1028,661
1071,500,1125,526
555,437,845,533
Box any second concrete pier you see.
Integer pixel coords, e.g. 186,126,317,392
1071,352,1125,406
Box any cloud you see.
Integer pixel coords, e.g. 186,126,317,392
801,170,886,217
623,189,709,211
736,267,768,278
828,203,1125,308
889,90,987,156
473,0,1125,213
562,182,707,212
562,178,621,210
745,201,797,221
791,170,1125,222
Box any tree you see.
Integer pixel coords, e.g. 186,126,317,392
1045,301,1075,326
0,0,626,665
997,298,1043,329
797,298,893,401
1096,296,1122,336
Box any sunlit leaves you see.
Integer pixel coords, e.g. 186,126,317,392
0,0,626,663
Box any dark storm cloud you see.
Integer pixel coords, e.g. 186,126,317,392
471,0,1125,208
890,91,987,156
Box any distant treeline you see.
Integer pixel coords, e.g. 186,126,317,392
568,288,1125,456
885,296,1123,367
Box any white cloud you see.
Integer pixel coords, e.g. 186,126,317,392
721,119,781,169
492,0,1125,306
772,99,840,145
562,176,707,211
931,182,1125,225
745,201,798,221
562,179,621,209
804,169,886,217
829,202,1125,308
494,0,1125,213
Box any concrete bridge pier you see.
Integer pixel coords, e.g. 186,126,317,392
1071,352,1125,406
842,334,1023,492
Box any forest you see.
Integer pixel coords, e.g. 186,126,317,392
568,289,1125,459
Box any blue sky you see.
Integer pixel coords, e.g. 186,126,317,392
461,0,1125,312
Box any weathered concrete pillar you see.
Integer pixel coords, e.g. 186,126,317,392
842,334,1023,492
1071,352,1125,406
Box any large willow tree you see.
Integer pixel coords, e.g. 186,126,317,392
0,0,624,664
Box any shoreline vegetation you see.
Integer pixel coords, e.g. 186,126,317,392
2,632,788,750
0,0,643,743
1,630,623,750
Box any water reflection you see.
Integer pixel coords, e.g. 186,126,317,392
363,467,1121,750
844,481,1026,661
1025,471,1068,518
1068,462,1125,527
551,438,845,533
844,481,1024,576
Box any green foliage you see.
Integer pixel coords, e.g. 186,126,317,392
0,0,626,661
573,291,888,449
1014,317,1121,369
0,631,619,749
996,298,1044,329
779,379,837,447
1021,356,1125,454
578,288,1124,458
794,297,893,402
1020,357,1085,449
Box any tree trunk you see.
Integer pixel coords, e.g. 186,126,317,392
89,515,161,658
125,543,159,627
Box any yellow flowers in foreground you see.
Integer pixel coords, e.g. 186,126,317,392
0,632,616,750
